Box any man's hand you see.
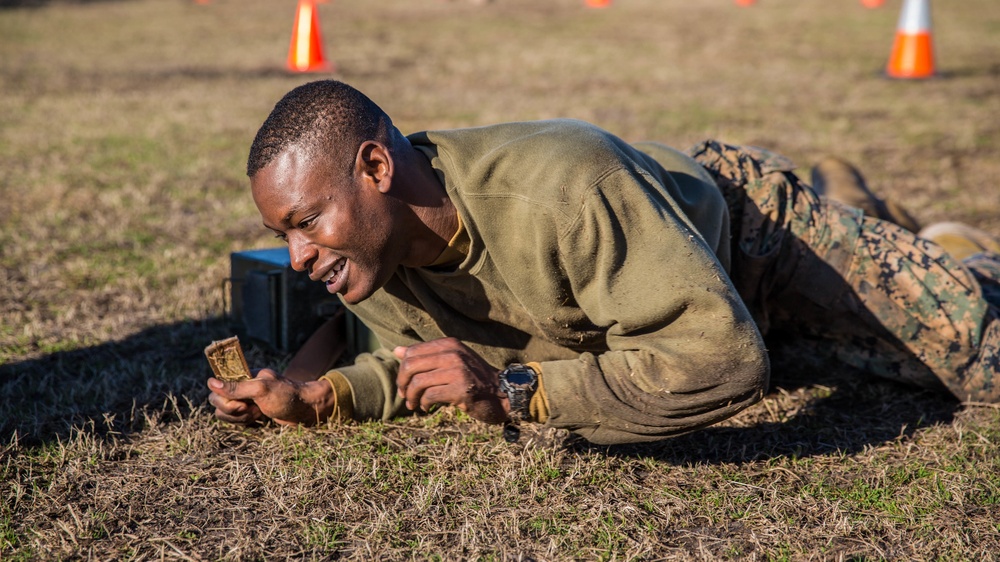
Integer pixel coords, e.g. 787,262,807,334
394,337,510,424
208,369,336,426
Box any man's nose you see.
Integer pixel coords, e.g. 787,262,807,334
287,234,316,273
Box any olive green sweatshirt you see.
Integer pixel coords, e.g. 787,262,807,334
333,119,768,444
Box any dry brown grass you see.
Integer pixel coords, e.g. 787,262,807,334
2,0,1000,559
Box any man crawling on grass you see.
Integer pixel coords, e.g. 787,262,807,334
208,80,1000,445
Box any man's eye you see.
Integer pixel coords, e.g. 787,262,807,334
274,232,287,241
298,217,314,230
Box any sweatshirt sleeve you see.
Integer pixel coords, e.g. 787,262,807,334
335,291,419,421
539,168,769,444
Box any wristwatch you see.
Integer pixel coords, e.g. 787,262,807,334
498,363,538,442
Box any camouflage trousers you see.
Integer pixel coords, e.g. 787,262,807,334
688,139,1000,403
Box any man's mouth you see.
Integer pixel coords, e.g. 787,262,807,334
320,258,349,294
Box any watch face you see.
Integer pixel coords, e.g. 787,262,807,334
505,370,534,386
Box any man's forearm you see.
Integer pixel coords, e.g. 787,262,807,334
282,313,348,383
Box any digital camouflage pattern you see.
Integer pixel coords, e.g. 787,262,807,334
688,140,1000,403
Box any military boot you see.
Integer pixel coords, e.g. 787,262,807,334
810,157,922,233
918,221,1000,262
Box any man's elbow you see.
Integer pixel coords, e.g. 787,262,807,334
726,348,770,410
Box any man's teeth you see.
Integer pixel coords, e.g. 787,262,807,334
321,261,344,283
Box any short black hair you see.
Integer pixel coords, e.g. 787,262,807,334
247,80,394,178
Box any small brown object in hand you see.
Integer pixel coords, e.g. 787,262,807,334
204,336,252,382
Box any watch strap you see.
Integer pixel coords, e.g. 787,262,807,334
525,361,548,424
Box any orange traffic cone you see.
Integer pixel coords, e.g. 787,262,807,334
861,0,884,7
735,0,756,6
585,0,611,7
287,0,333,73
886,0,935,79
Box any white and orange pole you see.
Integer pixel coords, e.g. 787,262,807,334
886,0,935,79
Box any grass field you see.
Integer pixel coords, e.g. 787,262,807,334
2,0,1000,559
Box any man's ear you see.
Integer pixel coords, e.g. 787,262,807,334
355,141,393,194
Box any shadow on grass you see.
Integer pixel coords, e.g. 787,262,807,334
936,63,1000,80
574,370,959,465
2,318,960,464
0,317,288,448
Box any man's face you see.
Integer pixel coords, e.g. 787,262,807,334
250,146,402,304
